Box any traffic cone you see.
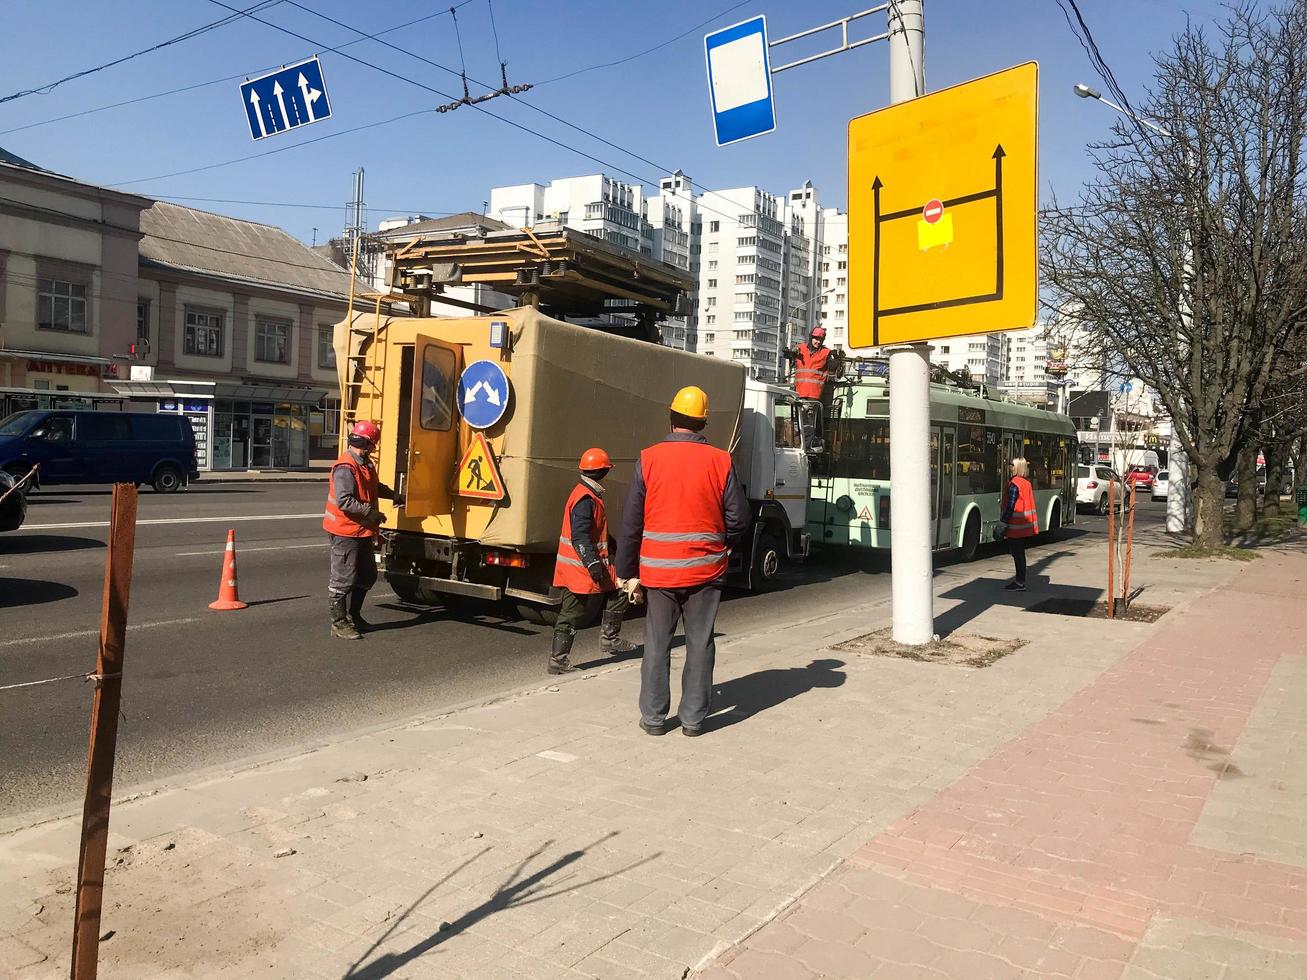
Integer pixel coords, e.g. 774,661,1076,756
208,529,248,611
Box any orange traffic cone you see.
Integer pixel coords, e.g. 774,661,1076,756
208,529,248,611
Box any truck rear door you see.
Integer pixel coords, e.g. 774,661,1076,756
405,334,462,517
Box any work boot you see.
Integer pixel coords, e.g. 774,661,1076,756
348,589,372,633
599,609,638,655
330,594,361,640
548,627,578,674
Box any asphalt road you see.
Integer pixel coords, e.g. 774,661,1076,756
0,482,1166,825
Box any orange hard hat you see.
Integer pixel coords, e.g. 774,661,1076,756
579,447,612,471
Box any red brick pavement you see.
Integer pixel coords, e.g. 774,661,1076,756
703,553,1307,979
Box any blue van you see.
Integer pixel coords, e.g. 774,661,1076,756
0,410,199,492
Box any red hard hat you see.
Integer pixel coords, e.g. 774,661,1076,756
579,447,612,471
350,420,381,445
810,326,827,339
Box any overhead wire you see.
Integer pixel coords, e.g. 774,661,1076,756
0,0,284,106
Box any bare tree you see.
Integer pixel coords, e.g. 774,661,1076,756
1043,2,1307,547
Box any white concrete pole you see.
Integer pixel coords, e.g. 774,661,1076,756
886,0,933,645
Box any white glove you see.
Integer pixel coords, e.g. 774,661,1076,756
623,577,644,605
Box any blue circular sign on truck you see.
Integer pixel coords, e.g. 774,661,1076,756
457,360,511,429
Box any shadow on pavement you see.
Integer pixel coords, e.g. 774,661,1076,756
344,834,658,980
373,602,536,636
0,577,78,608
0,534,104,554
242,595,311,608
935,549,1100,636
706,657,847,732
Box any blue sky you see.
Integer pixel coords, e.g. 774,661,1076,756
0,0,1222,243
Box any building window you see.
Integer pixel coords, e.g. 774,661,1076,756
255,317,291,364
38,277,89,333
709,221,720,232
707,260,717,270
707,279,717,288
704,333,715,343
184,307,224,357
705,315,715,325
136,300,150,344
318,325,336,369
705,296,716,307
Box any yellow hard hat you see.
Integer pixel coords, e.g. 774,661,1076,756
669,385,709,421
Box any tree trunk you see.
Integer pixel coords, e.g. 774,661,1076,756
1263,444,1284,518
1234,447,1259,531
1193,467,1227,548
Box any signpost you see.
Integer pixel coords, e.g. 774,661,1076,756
240,57,332,141
704,16,777,146
847,61,1039,348
457,360,511,431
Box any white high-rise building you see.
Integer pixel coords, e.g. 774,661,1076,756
489,174,652,255
930,334,1008,388
1002,324,1054,405
816,207,851,352
648,170,698,349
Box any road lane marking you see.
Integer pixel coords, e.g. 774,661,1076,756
0,617,201,650
21,513,322,531
175,542,326,557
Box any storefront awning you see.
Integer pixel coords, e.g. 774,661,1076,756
108,380,328,404
0,348,114,366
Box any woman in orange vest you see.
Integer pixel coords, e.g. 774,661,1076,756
998,456,1040,592
324,420,399,639
549,447,637,675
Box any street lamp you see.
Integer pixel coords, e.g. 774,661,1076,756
1073,81,1193,535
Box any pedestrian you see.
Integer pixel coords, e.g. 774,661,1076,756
998,456,1039,592
549,447,639,675
782,325,843,401
616,386,749,737
323,420,399,639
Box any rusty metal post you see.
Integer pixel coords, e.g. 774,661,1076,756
71,483,138,980
1124,483,1137,612
1107,478,1116,619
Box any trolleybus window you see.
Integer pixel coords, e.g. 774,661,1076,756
828,418,890,480
958,425,1002,494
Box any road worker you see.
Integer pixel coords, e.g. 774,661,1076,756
783,325,842,400
996,456,1040,592
616,386,748,737
549,448,638,675
323,420,399,639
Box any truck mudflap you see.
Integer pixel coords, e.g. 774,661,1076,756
386,572,502,601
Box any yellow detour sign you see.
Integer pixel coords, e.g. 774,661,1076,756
848,62,1039,348
456,431,505,501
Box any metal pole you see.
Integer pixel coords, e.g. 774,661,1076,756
1124,482,1136,610
71,483,138,980
1106,478,1116,619
885,0,932,644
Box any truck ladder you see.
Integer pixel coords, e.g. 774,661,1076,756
341,292,399,438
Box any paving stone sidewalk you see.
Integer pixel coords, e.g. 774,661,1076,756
0,535,1291,979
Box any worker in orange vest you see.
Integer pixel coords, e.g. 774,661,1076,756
616,386,748,737
549,447,639,675
323,420,399,639
783,325,842,400
997,456,1040,592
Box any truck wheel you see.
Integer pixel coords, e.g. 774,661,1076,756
152,464,183,493
750,531,784,591
960,511,981,562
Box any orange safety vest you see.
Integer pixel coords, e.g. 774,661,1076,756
323,452,378,538
1007,476,1040,538
553,482,615,595
793,343,832,399
638,440,732,589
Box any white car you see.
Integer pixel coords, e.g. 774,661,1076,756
1076,464,1119,515
1152,469,1170,501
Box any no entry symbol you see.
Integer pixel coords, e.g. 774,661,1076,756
922,198,944,224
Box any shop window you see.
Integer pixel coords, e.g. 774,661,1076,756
136,300,150,344
38,278,89,333
255,318,291,364
185,307,224,357
317,326,337,369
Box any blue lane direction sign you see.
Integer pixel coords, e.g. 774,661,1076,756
458,360,511,430
240,57,332,141
704,16,776,146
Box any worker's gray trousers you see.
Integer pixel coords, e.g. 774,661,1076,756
328,534,377,596
639,584,722,730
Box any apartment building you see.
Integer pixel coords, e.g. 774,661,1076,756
490,174,652,256
647,170,697,350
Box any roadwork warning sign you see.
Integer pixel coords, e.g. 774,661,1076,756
457,431,505,501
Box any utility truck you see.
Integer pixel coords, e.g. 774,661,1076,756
335,305,812,621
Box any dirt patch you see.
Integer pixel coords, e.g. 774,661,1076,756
1154,546,1259,562
1026,598,1171,622
831,628,1026,669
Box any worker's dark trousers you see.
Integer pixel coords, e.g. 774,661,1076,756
639,584,722,730
328,534,377,596
554,588,630,632
1009,535,1028,586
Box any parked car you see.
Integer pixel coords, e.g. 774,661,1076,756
1151,469,1170,502
1076,464,1120,515
0,410,198,493
1125,464,1159,494
0,468,27,531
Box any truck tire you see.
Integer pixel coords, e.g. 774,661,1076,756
960,511,981,562
152,464,183,493
750,530,784,591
